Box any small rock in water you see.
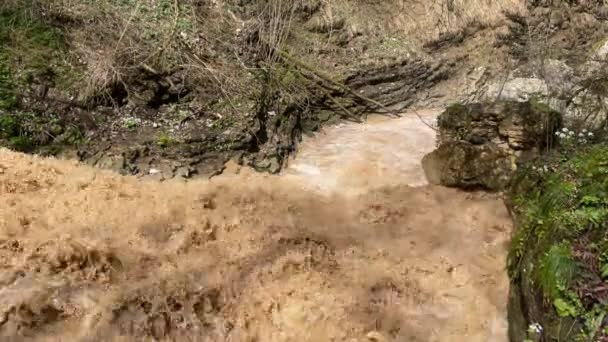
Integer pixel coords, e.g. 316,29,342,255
149,168,161,175
175,166,194,179
366,331,386,342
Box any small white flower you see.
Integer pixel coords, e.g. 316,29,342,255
543,165,549,172
569,131,575,136
582,129,588,133
578,132,584,137
555,131,560,136
528,323,543,334
562,128,569,132
559,132,567,138
588,132,594,137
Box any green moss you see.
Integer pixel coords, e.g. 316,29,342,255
530,97,553,114
8,135,34,152
437,103,473,141
156,132,176,148
441,103,470,124
122,118,139,130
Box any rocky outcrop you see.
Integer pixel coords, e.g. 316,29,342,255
79,55,454,178
422,101,560,190
490,0,608,130
341,58,453,113
484,78,549,103
479,60,608,130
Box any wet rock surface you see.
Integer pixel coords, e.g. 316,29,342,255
422,101,560,190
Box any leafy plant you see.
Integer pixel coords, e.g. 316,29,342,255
156,132,175,148
0,114,18,136
554,297,579,318
122,117,139,130
601,263,608,280
537,243,576,300
509,142,608,337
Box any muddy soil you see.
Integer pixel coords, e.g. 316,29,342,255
0,110,511,341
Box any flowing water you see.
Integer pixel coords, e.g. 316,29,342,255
283,109,440,194
0,109,512,341
279,109,512,341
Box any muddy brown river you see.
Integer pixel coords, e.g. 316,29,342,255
0,109,512,341
279,109,512,341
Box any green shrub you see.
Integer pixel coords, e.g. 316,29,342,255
0,53,17,110
509,142,608,340
0,114,18,136
0,6,68,82
0,5,84,152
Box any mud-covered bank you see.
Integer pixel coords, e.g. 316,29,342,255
72,57,452,180
2,0,534,180
1,0,451,178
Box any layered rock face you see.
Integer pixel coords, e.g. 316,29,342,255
422,101,560,190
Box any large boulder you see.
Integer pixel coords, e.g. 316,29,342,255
423,141,515,190
422,101,561,191
485,77,549,103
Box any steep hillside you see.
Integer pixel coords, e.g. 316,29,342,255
0,0,525,178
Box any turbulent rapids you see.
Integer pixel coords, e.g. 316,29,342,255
0,109,511,341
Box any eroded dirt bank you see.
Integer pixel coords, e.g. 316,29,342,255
0,111,512,341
